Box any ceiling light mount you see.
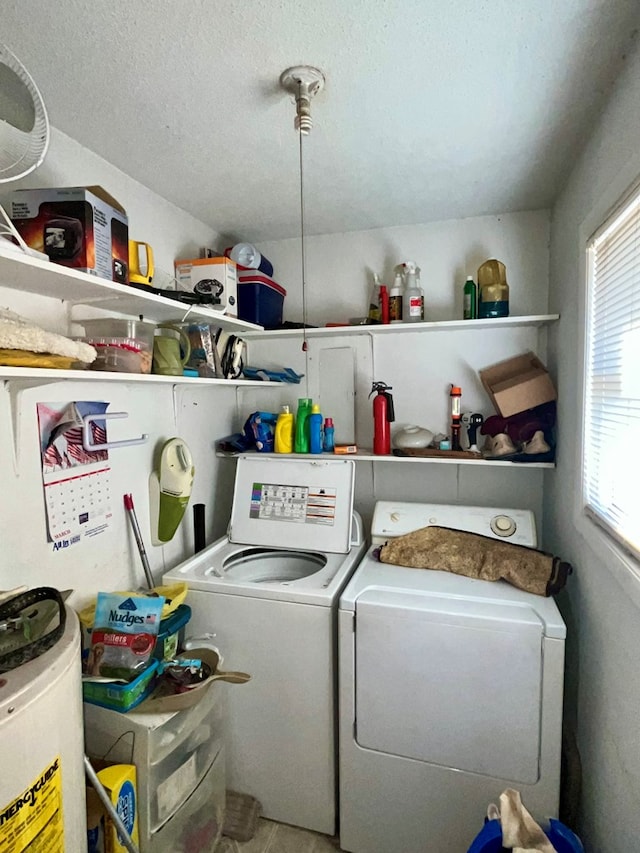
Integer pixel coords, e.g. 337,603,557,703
279,65,325,135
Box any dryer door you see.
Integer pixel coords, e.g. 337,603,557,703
354,589,544,784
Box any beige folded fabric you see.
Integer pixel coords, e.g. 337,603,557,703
377,526,572,596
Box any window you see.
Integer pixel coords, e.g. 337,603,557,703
585,187,640,559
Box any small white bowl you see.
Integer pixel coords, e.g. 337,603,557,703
393,425,434,449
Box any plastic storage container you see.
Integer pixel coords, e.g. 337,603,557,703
153,604,191,662
79,318,155,373
467,818,583,853
84,681,226,852
82,659,160,712
237,272,286,328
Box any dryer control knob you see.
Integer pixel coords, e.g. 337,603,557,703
490,515,517,537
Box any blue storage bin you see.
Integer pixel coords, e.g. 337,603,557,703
237,272,286,328
153,603,191,662
467,818,584,853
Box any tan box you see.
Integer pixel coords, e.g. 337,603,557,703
479,352,556,417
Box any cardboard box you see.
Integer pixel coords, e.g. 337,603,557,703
174,256,237,316
479,352,556,417
10,186,129,283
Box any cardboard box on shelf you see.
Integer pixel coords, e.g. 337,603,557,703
174,256,237,316
479,352,557,417
10,186,129,283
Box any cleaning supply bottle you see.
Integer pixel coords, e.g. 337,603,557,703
416,265,425,320
463,275,477,319
450,384,462,450
370,381,395,455
379,284,390,324
275,405,294,453
367,273,382,324
294,397,313,453
309,404,323,454
477,259,509,318
389,270,403,323
323,417,335,452
402,261,422,322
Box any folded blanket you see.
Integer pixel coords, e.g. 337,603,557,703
0,309,96,363
377,526,572,596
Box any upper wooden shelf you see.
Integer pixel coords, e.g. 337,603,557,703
242,314,560,339
0,245,262,331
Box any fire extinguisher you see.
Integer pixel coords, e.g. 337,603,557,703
370,381,395,455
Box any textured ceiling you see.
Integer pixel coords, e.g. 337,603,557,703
2,0,639,241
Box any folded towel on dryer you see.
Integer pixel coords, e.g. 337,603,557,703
376,526,572,596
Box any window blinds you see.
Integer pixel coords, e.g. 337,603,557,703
585,188,640,558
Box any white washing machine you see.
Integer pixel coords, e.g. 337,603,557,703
164,455,366,836
338,501,566,853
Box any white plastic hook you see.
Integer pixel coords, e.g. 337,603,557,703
82,412,148,452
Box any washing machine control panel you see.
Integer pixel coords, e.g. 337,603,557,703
372,502,536,548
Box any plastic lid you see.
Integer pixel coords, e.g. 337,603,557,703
325,417,334,427
281,405,290,414
450,385,462,395
311,403,321,414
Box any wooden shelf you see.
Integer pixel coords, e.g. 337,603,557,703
243,314,560,339
216,450,555,469
0,245,262,331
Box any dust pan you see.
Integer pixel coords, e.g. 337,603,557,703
223,790,262,842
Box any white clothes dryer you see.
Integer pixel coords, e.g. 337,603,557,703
164,455,365,836
338,501,566,853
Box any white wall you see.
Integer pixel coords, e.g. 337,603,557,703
246,209,552,534
256,209,550,326
545,39,640,852
0,127,240,607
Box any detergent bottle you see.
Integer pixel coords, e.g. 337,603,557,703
309,404,323,454
294,398,313,453
323,417,335,452
370,382,395,455
275,405,295,453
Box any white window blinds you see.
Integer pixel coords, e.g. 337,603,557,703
585,188,640,558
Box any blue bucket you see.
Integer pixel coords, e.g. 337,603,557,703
467,818,584,853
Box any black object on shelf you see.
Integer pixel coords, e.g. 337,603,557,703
193,503,206,553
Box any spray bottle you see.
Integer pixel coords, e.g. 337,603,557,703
369,382,395,455
402,261,423,322
389,269,403,323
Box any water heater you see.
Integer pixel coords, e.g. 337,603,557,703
0,607,86,852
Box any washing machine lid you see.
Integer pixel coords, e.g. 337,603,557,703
229,456,356,554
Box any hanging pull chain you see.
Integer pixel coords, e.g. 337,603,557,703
298,82,310,395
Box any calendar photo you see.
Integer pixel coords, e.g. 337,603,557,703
37,401,113,548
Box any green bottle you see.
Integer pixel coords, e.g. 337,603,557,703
463,276,477,320
294,398,313,453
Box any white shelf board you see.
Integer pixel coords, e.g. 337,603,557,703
0,246,262,331
243,314,559,339
216,450,555,469
0,366,278,387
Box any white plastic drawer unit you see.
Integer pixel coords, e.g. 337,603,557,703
83,684,226,847
353,590,544,784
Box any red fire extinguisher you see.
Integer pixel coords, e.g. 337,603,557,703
370,381,395,455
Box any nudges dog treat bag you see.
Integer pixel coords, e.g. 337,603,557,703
89,593,165,680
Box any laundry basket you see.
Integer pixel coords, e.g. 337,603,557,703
467,818,584,853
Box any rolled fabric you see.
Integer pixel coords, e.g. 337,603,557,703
377,525,572,596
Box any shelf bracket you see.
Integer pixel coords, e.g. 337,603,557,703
82,412,148,451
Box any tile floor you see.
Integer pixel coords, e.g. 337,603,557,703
217,819,341,852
